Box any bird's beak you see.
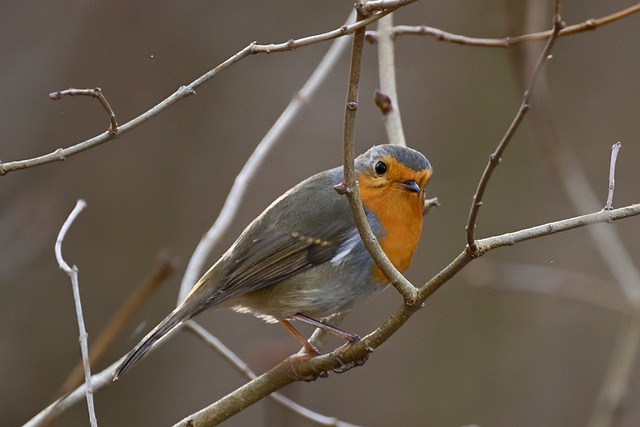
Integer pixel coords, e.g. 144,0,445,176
400,180,421,193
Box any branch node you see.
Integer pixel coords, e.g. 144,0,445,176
333,182,350,195
55,148,67,161
423,196,440,215
374,89,393,114
466,242,482,258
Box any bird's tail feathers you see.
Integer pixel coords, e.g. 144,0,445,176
113,304,193,380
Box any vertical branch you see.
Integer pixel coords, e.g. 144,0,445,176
340,10,418,303
605,142,622,210
375,13,407,146
54,200,98,427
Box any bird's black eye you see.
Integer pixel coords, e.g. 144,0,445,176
375,161,387,175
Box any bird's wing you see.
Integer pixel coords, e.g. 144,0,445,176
216,221,353,301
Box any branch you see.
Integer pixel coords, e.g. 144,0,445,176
365,3,640,47
185,322,362,427
49,87,118,134
360,0,417,15
465,7,565,252
340,11,418,305
28,199,640,427
178,9,356,302
0,5,407,177
54,200,97,427
172,203,640,426
57,253,178,396
25,359,122,427
375,13,407,146
605,142,622,210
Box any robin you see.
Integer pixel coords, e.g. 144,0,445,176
113,144,432,380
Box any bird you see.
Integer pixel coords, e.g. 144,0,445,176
113,144,432,380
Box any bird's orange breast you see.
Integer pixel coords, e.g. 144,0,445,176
359,176,425,284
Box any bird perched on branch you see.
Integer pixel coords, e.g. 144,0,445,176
113,144,432,380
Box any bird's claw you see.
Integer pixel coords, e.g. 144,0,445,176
331,338,371,373
287,353,328,382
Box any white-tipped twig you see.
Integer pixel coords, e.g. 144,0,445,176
54,200,97,427
605,142,622,210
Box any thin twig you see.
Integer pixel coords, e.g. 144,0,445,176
24,358,122,427
58,253,178,396
0,6,403,177
340,11,418,305
49,87,118,134
360,0,418,15
465,5,565,253
366,3,640,47
423,197,440,215
178,9,356,302
375,13,407,147
54,200,97,427
605,142,622,210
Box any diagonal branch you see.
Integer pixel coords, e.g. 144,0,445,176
0,5,408,177
171,203,640,426
57,253,177,397
178,10,355,302
368,3,640,47
465,6,565,253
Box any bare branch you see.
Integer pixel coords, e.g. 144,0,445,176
340,11,418,304
25,359,122,427
360,0,418,16
605,142,622,210
465,7,565,253
366,3,640,47
54,200,97,427
173,203,640,426
0,5,406,176
375,13,407,146
58,253,178,396
28,199,640,426
49,87,118,134
178,10,356,302
185,322,362,427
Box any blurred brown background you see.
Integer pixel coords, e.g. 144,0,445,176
2,1,640,426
